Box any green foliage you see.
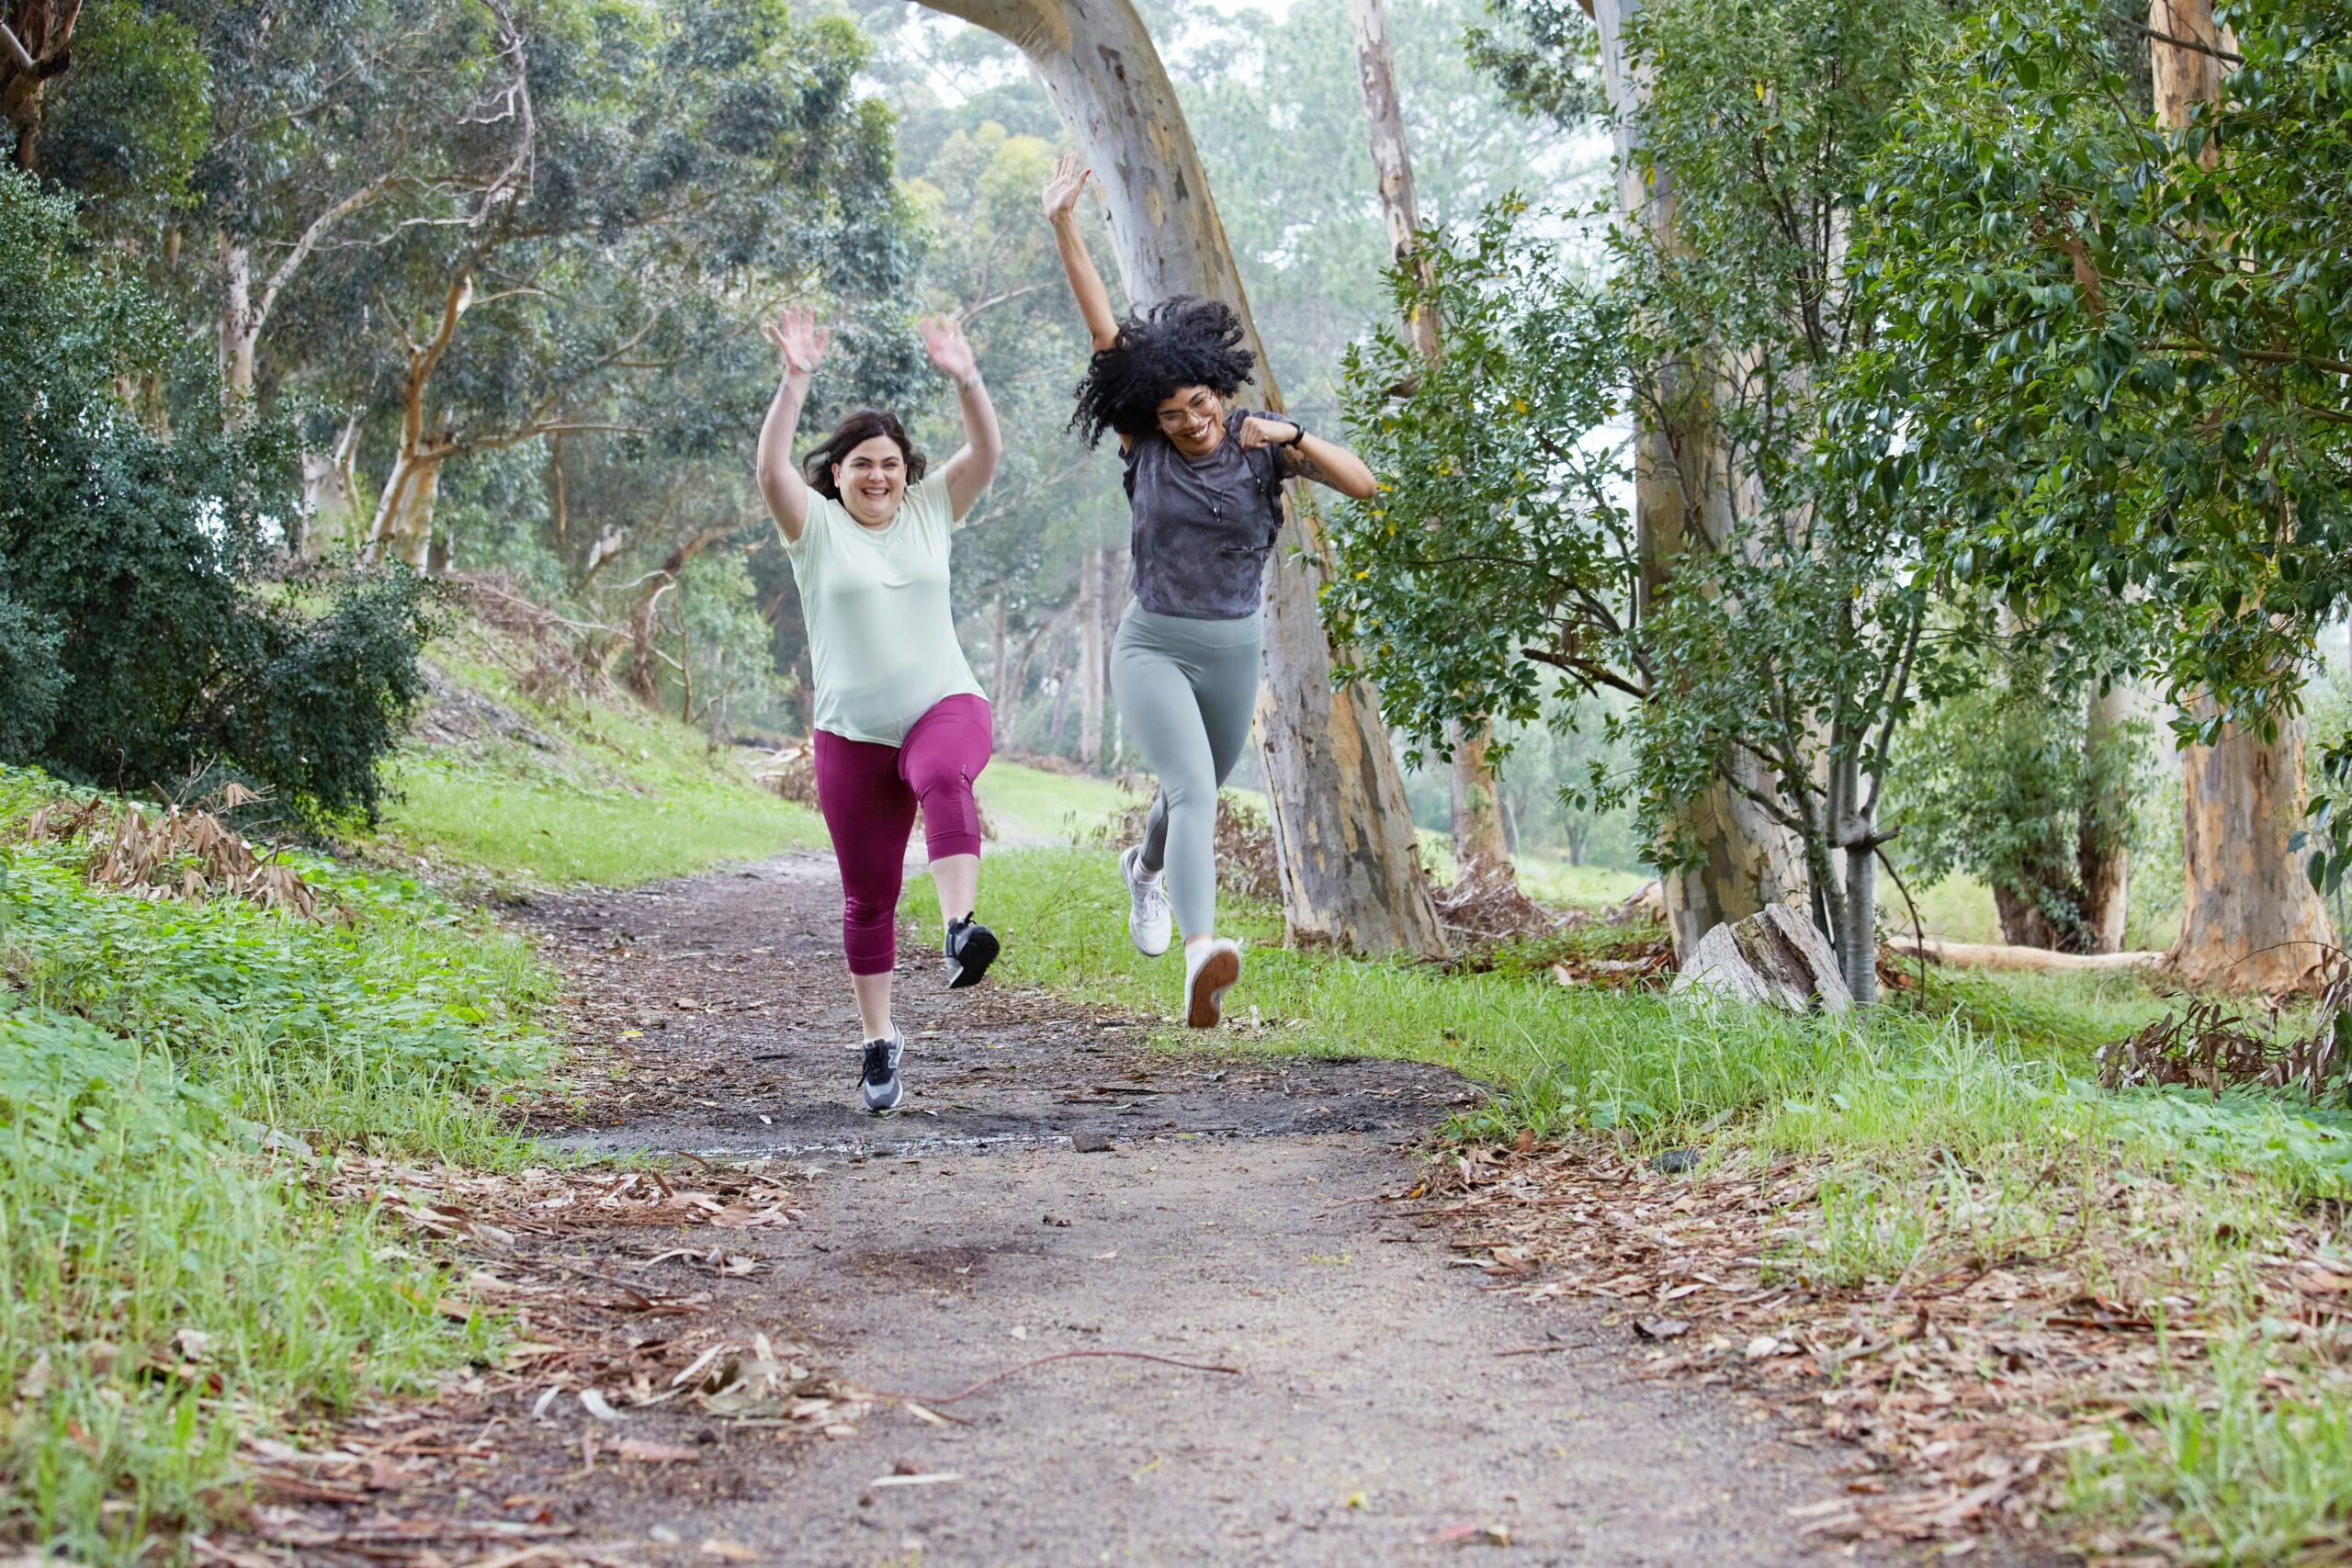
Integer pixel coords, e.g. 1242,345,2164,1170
40,0,213,225
0,167,429,819
1845,0,2352,728
1333,202,1634,754
1464,0,1603,125
1343,0,1951,992
0,766,551,1559
1897,652,2150,947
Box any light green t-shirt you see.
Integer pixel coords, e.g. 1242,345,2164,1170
780,473,985,748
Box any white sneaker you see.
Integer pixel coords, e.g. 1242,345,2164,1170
1182,938,1242,1029
1120,844,1172,957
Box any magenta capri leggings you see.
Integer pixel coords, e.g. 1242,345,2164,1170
812,694,991,976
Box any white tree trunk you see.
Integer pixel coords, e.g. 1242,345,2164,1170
923,0,1442,954
299,415,364,558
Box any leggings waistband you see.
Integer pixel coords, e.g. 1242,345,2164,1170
1117,602,1265,649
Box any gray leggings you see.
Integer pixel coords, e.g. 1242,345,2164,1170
1111,604,1262,941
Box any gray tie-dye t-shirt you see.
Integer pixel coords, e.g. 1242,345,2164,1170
1122,407,1289,621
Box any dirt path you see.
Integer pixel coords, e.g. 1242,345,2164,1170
417,852,1853,1566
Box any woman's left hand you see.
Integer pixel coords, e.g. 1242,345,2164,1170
1238,415,1300,451
920,314,980,388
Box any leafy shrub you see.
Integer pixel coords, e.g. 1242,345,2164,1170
0,166,428,820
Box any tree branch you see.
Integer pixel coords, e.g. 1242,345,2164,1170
247,175,407,353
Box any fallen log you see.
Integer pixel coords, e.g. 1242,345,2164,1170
1887,937,2165,974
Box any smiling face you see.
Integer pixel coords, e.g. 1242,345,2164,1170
1154,385,1225,457
832,435,909,527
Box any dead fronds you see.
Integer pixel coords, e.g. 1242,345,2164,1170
12,792,332,921
2096,977,2349,1102
1091,782,1280,902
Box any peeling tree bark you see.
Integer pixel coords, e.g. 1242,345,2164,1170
2,0,82,173
1593,0,1802,960
922,0,1442,954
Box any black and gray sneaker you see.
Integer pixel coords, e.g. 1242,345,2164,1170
944,913,1000,989
859,1031,905,1112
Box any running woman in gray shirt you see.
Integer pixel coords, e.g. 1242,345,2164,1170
1044,154,1379,1028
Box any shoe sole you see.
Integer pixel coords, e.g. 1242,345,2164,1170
863,1079,903,1112
1186,949,1240,1028
947,927,1000,989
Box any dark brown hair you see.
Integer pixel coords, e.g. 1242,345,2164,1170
802,409,927,499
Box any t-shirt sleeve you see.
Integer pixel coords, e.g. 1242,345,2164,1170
781,494,830,567
914,473,957,541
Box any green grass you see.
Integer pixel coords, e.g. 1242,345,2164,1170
975,761,1141,845
358,630,824,888
0,766,556,1561
962,843,2352,1558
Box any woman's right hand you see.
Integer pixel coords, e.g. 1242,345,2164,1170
763,303,830,378
1043,152,1091,222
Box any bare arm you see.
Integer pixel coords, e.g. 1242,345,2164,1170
1243,416,1379,501
754,305,829,543
921,314,1001,521
1044,153,1119,353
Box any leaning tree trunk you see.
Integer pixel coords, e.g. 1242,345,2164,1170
922,0,1442,955
2153,0,2331,991
2,1,80,173
1349,0,1516,891
371,452,445,570
1593,0,1801,960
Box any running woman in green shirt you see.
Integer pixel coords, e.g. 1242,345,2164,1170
754,305,1001,1112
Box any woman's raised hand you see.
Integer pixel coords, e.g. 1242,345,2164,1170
1043,152,1091,221
763,304,830,377
918,314,979,389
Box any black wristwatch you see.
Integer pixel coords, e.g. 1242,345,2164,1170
1280,418,1307,447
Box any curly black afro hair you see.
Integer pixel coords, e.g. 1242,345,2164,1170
1069,296,1257,448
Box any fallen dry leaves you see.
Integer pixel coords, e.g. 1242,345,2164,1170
1407,1135,2352,1559
199,1155,867,1567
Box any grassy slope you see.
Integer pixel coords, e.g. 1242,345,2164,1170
955,845,2352,1558
0,768,551,1562
358,621,825,889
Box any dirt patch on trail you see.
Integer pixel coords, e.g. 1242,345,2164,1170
222,851,1930,1566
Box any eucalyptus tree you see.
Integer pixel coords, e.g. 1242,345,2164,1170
1848,0,2348,988
1348,0,1518,889
1340,0,1949,988
912,0,1445,956
247,0,922,570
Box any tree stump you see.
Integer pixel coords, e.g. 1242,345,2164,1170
1669,903,1853,1015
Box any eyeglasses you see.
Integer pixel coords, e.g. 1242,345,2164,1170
1155,390,1219,432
